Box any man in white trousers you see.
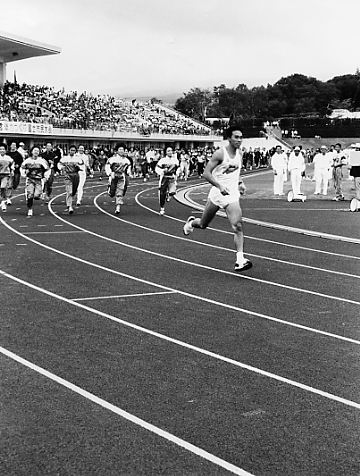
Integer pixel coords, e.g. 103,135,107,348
76,145,89,206
288,146,305,196
313,145,332,195
270,145,288,196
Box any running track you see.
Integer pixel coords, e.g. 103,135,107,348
1,172,359,475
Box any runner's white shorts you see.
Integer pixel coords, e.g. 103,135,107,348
208,186,240,209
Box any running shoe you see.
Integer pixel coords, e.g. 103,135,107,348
6,199,12,205
159,208,165,216
115,205,121,214
69,207,74,215
183,216,195,235
1,201,6,211
27,208,33,217
234,259,253,272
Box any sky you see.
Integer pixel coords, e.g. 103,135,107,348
2,0,360,100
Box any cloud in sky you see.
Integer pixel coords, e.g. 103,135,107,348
3,0,360,97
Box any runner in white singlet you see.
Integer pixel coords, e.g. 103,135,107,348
183,126,252,272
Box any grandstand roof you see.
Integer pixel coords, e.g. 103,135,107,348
0,31,61,63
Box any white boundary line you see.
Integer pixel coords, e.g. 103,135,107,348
93,192,360,281
0,269,359,411
136,186,360,261
177,184,360,244
0,345,252,476
73,291,176,302
45,193,360,306
1,216,359,347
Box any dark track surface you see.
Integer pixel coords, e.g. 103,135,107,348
1,172,359,475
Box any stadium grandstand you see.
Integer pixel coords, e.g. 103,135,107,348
0,31,285,156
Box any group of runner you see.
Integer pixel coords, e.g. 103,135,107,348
0,127,253,273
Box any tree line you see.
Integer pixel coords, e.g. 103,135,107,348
174,72,360,123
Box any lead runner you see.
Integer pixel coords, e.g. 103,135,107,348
183,125,252,272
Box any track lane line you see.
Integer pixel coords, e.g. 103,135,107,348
178,183,360,244
0,269,360,411
1,216,359,347
0,345,252,476
94,192,360,280
46,193,360,306
72,291,176,301
137,187,360,261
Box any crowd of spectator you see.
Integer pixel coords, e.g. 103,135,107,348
0,81,212,136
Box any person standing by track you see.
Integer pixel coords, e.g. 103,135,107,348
155,146,179,216
21,146,49,217
270,145,288,196
76,145,90,206
313,145,332,196
183,125,252,272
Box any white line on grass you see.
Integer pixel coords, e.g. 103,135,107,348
1,216,359,348
0,269,359,411
136,187,360,261
94,192,360,281
47,193,360,306
0,345,252,476
73,291,176,301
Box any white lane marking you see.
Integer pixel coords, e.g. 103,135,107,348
19,225,28,228
179,186,360,244
37,225,47,227
137,187,360,261
94,192,360,281
0,270,360,411
47,194,359,307
15,244,27,246
73,291,176,302
24,231,85,235
1,216,359,347
0,346,252,476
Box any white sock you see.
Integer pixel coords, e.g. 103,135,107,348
236,251,244,263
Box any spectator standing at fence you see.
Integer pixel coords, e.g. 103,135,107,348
58,145,83,215
313,145,332,195
17,142,27,160
8,142,23,192
0,144,14,211
21,146,49,217
271,145,287,196
140,150,149,181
